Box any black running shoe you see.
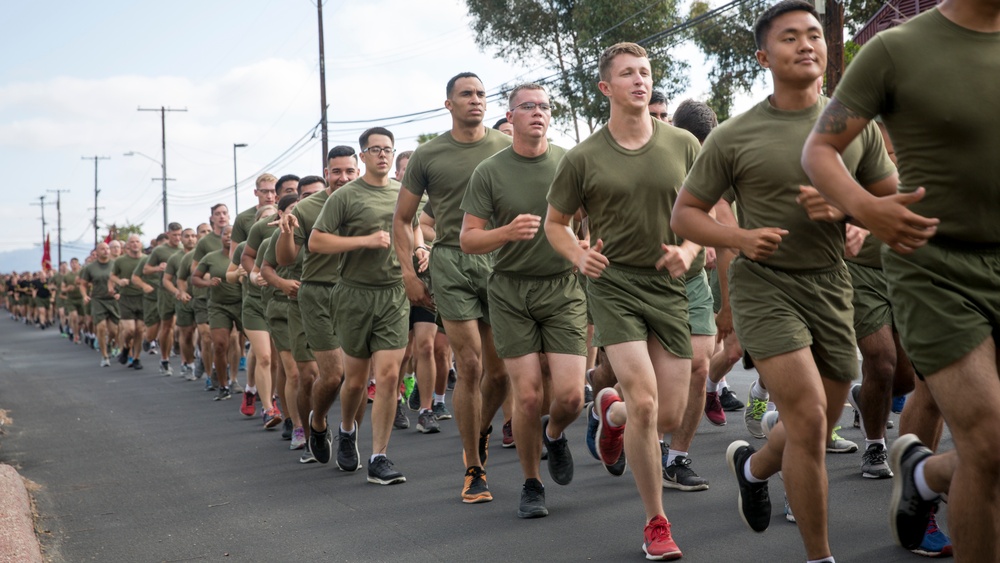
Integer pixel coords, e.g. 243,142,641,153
336,428,361,472
719,387,745,411
663,455,710,491
131,358,143,370
727,440,770,532
407,384,420,412
517,478,548,519
446,367,457,391
117,349,128,365
281,417,294,441
308,412,332,464
542,415,574,485
367,456,406,485
889,434,940,550
394,399,410,430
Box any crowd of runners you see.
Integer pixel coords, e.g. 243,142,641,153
4,0,998,560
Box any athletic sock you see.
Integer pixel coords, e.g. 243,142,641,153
750,379,769,401
420,408,433,415
370,453,385,464
914,459,940,500
667,449,687,466
806,558,835,563
706,379,719,393
865,438,886,450
339,423,356,435
245,385,257,395
433,393,446,404
743,454,767,483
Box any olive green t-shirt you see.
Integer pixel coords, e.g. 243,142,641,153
231,206,258,245
133,255,160,291
548,120,701,268
847,235,883,269
193,232,222,263
112,254,145,297
147,244,182,289
462,144,572,276
403,128,512,249
195,249,242,305
231,241,255,298
833,9,1000,245
314,178,407,287
255,237,275,303
62,271,83,299
684,97,894,271
176,250,202,297
246,214,278,253
80,260,114,300
263,228,302,302
293,190,340,284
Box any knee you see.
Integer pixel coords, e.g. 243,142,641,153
784,404,828,447
625,395,657,428
515,387,543,416
551,387,584,416
690,358,709,385
657,402,685,433
414,337,433,359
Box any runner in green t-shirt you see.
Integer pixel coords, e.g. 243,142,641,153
62,258,84,343
801,2,999,556
231,173,277,249
461,83,586,519
79,242,119,366
163,228,198,376
110,235,147,367
193,225,241,400
146,223,184,375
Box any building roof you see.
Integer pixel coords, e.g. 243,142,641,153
852,0,943,45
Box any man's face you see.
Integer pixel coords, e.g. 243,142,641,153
446,76,487,127
211,206,230,230
277,179,298,198
648,102,669,122
196,223,211,239
255,181,277,207
95,243,110,262
508,89,551,141
394,157,409,182
497,122,514,136
126,236,143,256
59,263,68,274
360,135,394,178
181,229,197,250
108,240,122,258
168,229,182,247
71,259,80,272
756,11,826,85
298,181,325,200
326,155,359,189
599,54,653,111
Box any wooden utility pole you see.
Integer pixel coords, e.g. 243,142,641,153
317,0,329,169
819,0,845,95
29,196,49,251
82,156,110,248
47,189,69,265
138,106,187,231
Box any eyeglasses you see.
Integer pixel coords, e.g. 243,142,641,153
513,102,552,112
363,146,395,156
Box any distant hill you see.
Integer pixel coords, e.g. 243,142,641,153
0,246,91,273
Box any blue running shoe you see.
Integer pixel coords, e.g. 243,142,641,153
585,405,600,461
911,508,952,558
238,356,247,372
892,395,907,414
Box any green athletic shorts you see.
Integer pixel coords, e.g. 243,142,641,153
119,294,144,321
587,263,692,358
334,282,408,359
91,298,120,324
286,299,315,363
298,282,340,352
34,297,51,309
193,296,209,326
729,256,857,382
429,245,491,325
208,300,243,332
266,299,291,352
175,300,195,328
685,269,717,337
488,271,587,359
847,261,892,340
883,241,1000,377
65,298,84,316
241,294,268,332
158,290,176,320
143,294,160,325
708,268,723,314
83,300,91,317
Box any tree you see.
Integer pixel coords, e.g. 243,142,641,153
111,223,144,242
416,132,440,145
465,0,688,142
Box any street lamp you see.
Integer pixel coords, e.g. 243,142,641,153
124,151,170,231
233,143,248,216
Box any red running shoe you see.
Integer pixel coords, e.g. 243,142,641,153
240,391,257,417
643,515,682,560
595,388,625,467
704,391,727,426
367,380,376,404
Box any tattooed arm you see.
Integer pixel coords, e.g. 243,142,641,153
802,98,937,254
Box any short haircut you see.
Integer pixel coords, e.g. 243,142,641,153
493,117,509,129
181,228,195,235
254,204,277,220
671,99,719,143
754,0,820,50
598,42,648,82
395,150,413,169
359,127,394,150
327,145,357,164
167,221,182,232
276,174,300,189
298,175,327,195
650,91,668,106
210,203,228,215
446,72,481,98
277,194,298,212
156,233,169,243
255,173,277,188
507,83,546,108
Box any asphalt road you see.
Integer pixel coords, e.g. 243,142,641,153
0,318,950,562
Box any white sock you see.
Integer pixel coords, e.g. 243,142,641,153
750,379,769,401
667,449,687,466
807,558,835,563
706,379,719,393
718,378,729,391
865,438,886,450
340,423,356,435
914,459,940,501
245,385,257,395
546,429,564,442
370,453,385,463
743,454,767,483
433,393,446,404
420,408,433,415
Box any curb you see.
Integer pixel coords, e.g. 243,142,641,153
0,463,43,563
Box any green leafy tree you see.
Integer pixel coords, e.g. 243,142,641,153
416,132,439,145
465,0,688,142
112,223,143,242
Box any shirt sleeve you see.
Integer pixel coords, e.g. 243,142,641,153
460,166,495,221
832,36,893,119
682,132,736,205
546,156,584,216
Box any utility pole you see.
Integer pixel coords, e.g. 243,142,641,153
82,156,110,248
47,189,70,265
29,195,49,250
819,0,845,95
138,106,187,231
317,0,329,169
233,143,248,215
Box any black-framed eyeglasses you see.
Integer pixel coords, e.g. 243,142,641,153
513,102,552,112
363,146,395,156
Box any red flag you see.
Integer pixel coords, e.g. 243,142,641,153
42,234,52,271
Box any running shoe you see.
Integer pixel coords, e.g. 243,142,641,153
282,417,293,440
542,415,573,485
743,391,768,439
308,412,332,464
159,360,173,376
367,456,406,485
585,407,600,461
99,356,110,367
229,382,243,394
263,406,283,429
595,388,625,470
517,478,547,519
336,428,361,472
149,340,158,355
298,450,317,464
784,493,796,523
290,427,306,450
662,456,709,491
719,387,745,411
502,418,515,448
911,507,952,558
241,391,257,417
643,514,683,561
461,466,492,504
727,440,771,532
238,356,246,372
213,387,231,401
827,427,858,453
447,366,457,391
193,357,205,379
583,383,593,406
704,391,727,426
393,399,410,430
861,443,893,479
131,358,143,370
889,434,940,550
847,383,867,435
892,394,907,414
761,410,780,439
117,349,128,365
407,384,421,412
366,380,376,403
417,410,440,434
432,401,452,421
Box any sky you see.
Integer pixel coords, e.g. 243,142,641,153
0,0,767,269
